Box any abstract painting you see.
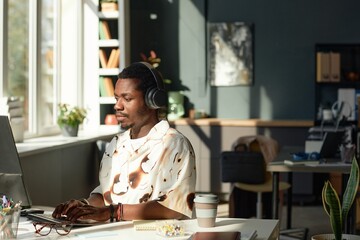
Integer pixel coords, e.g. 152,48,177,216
209,22,254,86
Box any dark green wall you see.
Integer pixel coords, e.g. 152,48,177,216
130,0,360,120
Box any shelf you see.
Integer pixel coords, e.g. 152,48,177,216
99,97,116,104
98,11,119,19
99,39,119,47
315,43,360,123
98,68,120,76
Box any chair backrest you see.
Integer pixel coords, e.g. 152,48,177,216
220,151,266,184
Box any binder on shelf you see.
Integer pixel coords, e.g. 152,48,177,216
99,49,108,68
330,52,340,82
317,52,331,82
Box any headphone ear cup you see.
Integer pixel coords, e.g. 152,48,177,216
145,88,168,109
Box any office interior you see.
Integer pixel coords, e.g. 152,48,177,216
1,0,360,237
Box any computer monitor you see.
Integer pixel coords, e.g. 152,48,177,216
320,130,344,159
0,115,32,207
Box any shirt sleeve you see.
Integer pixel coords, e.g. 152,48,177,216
156,132,196,218
90,136,119,196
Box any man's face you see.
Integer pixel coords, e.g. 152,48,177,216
113,78,152,129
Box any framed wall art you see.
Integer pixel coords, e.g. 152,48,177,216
208,22,254,86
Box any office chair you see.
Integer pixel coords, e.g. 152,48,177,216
221,135,308,240
222,135,291,218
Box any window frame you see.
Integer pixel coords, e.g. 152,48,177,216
1,0,83,139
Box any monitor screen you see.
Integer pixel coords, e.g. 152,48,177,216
0,115,31,207
320,130,344,159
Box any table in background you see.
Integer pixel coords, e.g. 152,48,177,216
16,217,279,240
267,161,352,232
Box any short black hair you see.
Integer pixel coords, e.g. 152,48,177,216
118,62,159,95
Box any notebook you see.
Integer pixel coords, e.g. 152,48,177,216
0,115,32,208
191,231,241,240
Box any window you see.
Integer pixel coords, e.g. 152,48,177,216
1,0,61,137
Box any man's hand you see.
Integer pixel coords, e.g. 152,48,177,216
52,199,85,219
52,199,110,222
63,205,111,222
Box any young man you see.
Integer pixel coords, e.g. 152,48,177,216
52,62,196,222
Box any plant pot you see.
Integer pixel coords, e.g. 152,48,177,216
312,234,360,240
167,91,185,121
60,124,79,137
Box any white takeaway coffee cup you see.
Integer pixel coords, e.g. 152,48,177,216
194,194,219,227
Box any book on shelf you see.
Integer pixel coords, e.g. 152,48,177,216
99,77,107,97
107,48,120,68
99,20,111,39
100,2,118,12
103,77,115,96
111,48,120,68
99,49,108,68
99,77,114,97
99,21,105,40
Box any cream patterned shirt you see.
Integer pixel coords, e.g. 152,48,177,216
91,120,196,218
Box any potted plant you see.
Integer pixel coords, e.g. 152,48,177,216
57,103,87,137
312,157,359,240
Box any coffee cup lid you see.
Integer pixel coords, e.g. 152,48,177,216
193,194,219,204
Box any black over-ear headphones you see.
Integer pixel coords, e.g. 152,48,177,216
137,62,168,109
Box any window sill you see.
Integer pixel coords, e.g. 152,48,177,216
16,125,120,158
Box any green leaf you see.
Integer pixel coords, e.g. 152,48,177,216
323,180,342,240
341,158,359,223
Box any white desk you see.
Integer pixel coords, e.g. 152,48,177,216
16,217,279,240
267,161,352,232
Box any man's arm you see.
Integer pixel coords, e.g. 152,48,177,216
121,200,189,220
61,199,189,222
87,193,106,207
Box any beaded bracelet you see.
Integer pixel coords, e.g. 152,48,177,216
109,204,115,222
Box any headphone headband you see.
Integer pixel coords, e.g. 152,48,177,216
134,62,167,109
137,61,165,90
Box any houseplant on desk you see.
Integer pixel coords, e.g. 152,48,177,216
57,103,87,137
312,157,359,240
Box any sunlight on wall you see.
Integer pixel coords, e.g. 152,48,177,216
259,85,273,120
